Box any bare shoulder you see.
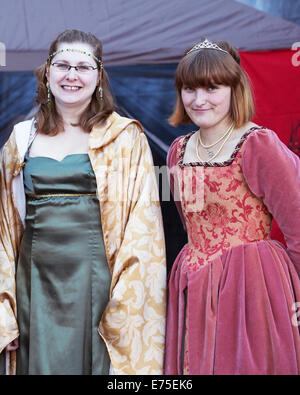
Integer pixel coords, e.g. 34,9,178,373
236,121,259,137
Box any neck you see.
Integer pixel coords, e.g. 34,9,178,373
199,118,233,145
55,100,90,126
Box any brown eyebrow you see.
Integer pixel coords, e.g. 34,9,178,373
54,59,95,66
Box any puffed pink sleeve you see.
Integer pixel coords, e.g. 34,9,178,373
167,136,187,230
242,128,300,276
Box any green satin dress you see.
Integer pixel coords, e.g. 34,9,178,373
16,152,111,375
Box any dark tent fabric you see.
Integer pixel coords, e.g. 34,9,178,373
0,72,36,146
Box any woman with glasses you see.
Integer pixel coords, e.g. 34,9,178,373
0,29,166,375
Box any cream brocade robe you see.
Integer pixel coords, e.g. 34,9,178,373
0,112,166,375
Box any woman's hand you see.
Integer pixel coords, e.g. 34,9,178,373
6,338,19,351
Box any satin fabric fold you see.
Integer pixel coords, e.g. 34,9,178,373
165,240,300,375
16,153,111,375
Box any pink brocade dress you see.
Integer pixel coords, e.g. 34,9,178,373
164,127,300,375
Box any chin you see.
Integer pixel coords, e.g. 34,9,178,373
56,96,87,106
193,119,211,128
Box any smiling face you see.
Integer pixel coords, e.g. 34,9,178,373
181,84,231,129
47,42,99,109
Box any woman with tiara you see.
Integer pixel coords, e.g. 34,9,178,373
0,29,166,375
164,39,300,375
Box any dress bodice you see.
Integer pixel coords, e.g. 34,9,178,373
23,152,97,196
175,131,272,271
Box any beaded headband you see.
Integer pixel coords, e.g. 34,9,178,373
48,48,102,64
186,39,229,56
47,48,104,102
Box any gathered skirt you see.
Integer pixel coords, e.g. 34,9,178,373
165,239,300,375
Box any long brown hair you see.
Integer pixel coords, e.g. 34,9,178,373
169,40,254,128
34,29,114,135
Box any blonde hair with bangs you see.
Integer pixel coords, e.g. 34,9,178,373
169,40,254,128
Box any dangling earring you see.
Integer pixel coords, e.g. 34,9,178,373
99,63,103,101
46,82,51,108
99,86,103,101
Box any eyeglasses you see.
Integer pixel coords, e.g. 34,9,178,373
51,62,98,73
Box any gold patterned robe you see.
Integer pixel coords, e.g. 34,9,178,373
0,112,166,375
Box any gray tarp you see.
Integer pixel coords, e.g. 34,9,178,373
0,0,300,71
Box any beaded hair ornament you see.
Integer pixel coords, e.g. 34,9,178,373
48,48,102,64
47,48,104,103
186,38,229,56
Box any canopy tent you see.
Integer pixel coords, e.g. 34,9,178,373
0,0,299,269
1,0,300,69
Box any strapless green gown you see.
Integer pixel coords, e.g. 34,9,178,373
15,152,111,375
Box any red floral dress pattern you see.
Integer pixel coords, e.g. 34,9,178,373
175,130,272,373
165,128,300,376
175,131,271,273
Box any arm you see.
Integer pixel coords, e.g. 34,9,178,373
242,128,300,276
99,128,166,374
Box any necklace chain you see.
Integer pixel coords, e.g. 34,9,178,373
198,123,234,149
196,124,235,162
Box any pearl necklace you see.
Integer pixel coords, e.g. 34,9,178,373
198,123,234,148
196,124,235,162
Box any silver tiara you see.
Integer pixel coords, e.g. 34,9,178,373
186,39,229,55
